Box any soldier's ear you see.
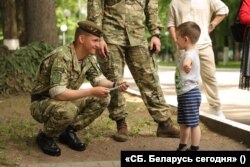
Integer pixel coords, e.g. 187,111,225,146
78,35,86,44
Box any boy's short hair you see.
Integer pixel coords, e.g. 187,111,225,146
176,21,201,44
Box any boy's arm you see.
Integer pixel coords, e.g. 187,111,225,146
183,57,192,73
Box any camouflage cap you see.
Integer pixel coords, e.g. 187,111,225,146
78,20,103,37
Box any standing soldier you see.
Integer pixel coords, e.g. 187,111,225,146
87,0,179,142
30,20,128,156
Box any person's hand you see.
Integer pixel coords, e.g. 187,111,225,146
149,36,161,53
183,64,192,73
183,57,192,73
116,81,129,92
91,86,110,98
208,23,215,33
97,40,109,58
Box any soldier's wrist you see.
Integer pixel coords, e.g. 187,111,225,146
152,34,160,39
112,82,116,88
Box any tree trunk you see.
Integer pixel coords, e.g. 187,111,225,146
16,0,26,46
25,0,57,45
1,0,19,50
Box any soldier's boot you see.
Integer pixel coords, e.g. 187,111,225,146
156,118,180,138
59,126,86,151
113,118,129,142
36,132,61,156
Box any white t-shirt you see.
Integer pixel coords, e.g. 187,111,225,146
167,0,229,49
175,49,200,95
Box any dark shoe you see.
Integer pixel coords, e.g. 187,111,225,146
58,126,86,151
36,132,61,156
186,145,199,151
176,147,187,151
186,148,198,151
113,118,128,142
156,118,180,138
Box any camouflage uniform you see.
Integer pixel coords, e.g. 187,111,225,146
30,44,110,137
87,0,171,122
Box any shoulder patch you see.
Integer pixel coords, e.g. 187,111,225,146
51,67,64,84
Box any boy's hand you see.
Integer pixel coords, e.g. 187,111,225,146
183,57,192,73
183,64,192,73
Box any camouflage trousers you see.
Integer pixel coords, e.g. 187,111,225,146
97,44,171,122
30,95,110,137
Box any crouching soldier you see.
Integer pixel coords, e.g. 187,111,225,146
30,20,128,156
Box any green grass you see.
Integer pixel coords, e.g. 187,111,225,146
0,94,177,165
158,61,176,67
216,61,241,69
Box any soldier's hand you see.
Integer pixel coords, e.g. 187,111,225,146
149,36,161,53
98,40,109,58
118,82,129,92
91,87,110,98
116,81,129,92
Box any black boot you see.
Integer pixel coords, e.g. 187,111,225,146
36,132,61,156
58,126,86,151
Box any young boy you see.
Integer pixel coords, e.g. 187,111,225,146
174,21,201,151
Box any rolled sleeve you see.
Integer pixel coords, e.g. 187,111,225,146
212,0,229,16
93,74,106,86
167,3,176,28
49,86,67,98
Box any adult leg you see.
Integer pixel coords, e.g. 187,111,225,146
96,44,129,142
125,46,179,138
199,46,224,117
57,96,110,151
30,99,79,156
73,96,110,130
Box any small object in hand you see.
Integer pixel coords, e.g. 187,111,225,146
149,45,156,53
109,87,118,92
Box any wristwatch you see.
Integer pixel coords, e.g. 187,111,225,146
152,34,160,39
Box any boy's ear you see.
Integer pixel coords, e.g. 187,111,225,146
184,36,189,42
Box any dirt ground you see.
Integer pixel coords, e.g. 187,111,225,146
0,93,248,166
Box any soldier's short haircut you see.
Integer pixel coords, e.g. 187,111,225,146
74,27,88,40
176,21,201,44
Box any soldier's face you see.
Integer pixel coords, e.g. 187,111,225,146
82,35,100,55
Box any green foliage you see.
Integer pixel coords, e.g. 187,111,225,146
158,0,175,62
217,61,241,69
55,0,87,44
0,42,54,95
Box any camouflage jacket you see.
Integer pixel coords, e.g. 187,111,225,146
87,0,162,46
31,44,102,96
